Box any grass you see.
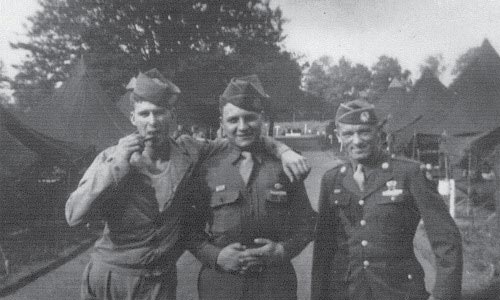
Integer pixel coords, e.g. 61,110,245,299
458,206,500,298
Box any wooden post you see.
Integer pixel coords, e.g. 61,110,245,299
467,150,472,218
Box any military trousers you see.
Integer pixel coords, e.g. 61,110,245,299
80,259,177,300
198,262,297,300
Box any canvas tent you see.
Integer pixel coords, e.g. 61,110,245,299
1,104,95,231
0,110,38,180
19,58,134,151
409,69,456,135
1,105,91,166
375,78,418,153
443,39,500,136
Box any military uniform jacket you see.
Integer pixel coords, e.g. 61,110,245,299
311,154,463,300
188,144,317,300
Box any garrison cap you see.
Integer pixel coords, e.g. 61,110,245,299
129,68,180,108
219,75,269,112
335,99,378,125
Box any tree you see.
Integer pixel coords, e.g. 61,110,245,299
419,54,446,78
10,0,293,112
452,46,481,76
370,55,410,100
303,56,371,112
0,61,12,106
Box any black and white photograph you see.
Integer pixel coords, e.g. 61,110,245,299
0,0,499,299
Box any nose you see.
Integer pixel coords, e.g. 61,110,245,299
237,118,249,131
147,113,158,125
351,133,363,144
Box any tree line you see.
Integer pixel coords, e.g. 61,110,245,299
0,0,480,124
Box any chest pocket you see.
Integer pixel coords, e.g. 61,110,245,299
328,190,356,228
209,190,241,234
375,188,411,205
373,188,420,231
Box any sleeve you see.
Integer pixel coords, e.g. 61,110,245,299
408,164,463,300
311,171,338,300
65,148,129,226
280,181,317,259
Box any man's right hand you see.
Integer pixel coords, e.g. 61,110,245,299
216,243,247,272
115,133,144,164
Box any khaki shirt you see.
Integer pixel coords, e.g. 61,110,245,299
189,143,317,268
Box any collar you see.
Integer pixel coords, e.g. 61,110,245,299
350,150,387,170
229,143,264,166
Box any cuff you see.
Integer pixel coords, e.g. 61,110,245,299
196,243,223,269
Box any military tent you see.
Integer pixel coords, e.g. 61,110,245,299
1,105,91,166
443,39,500,136
375,78,418,153
19,58,134,150
0,111,37,180
409,69,456,135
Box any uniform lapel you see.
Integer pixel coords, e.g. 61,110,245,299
342,165,363,197
362,156,394,198
167,139,193,201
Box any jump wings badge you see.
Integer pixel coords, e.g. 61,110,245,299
382,180,403,197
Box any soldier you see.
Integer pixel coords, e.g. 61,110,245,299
65,69,309,300
311,99,463,300
188,75,317,300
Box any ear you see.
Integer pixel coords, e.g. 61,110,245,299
334,129,341,143
130,111,136,126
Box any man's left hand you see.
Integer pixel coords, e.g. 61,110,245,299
281,150,311,182
242,238,286,266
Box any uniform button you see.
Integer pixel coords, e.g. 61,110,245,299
358,200,365,206
391,196,396,201
408,274,413,280
334,200,339,205
361,240,368,246
360,220,366,226
363,260,370,268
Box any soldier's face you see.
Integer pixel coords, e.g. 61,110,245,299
336,123,380,162
131,101,173,142
221,103,263,150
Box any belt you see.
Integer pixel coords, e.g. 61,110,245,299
91,257,176,278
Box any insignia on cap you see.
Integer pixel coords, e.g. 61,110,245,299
334,189,342,194
360,111,370,123
215,185,226,192
381,162,389,170
386,180,397,189
340,166,347,173
274,183,283,190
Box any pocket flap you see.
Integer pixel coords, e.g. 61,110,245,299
376,192,408,204
210,190,240,208
266,190,289,204
328,193,351,206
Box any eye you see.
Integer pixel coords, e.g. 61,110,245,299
226,117,238,124
244,115,258,122
341,131,354,138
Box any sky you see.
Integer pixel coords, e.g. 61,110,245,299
1,0,500,85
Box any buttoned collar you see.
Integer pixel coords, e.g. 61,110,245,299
228,141,264,166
